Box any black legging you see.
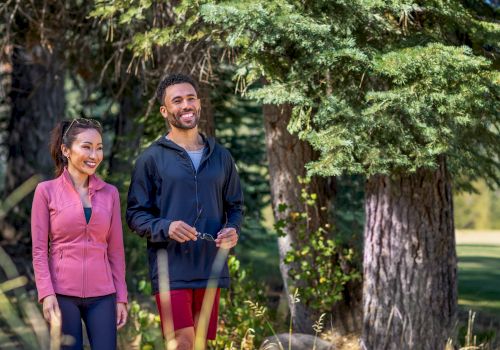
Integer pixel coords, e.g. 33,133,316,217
56,293,116,350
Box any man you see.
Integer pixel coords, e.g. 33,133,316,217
126,73,243,349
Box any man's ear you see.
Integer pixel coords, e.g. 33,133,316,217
159,105,168,119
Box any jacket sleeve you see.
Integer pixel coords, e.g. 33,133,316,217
31,184,55,302
126,154,172,242
107,187,128,303
223,152,244,234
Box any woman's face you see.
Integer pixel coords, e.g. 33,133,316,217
62,129,103,177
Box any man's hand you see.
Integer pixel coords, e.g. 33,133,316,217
168,221,198,243
116,302,128,329
42,295,61,324
215,227,238,249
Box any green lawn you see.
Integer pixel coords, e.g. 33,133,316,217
236,228,500,320
457,244,500,317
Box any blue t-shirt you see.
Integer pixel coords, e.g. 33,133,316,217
187,148,205,172
165,135,205,171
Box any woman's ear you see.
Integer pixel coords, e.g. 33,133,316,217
61,144,69,158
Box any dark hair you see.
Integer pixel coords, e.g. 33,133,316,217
49,119,103,177
156,73,199,105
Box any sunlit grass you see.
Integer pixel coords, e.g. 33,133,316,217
457,244,500,317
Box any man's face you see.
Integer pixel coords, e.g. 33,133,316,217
160,83,201,130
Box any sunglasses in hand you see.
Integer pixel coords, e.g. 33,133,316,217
192,207,216,242
196,231,216,242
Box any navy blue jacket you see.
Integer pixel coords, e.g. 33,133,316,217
126,134,243,293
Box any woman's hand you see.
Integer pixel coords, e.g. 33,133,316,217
42,295,61,324
116,302,128,329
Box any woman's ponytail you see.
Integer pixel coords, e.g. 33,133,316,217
49,121,71,177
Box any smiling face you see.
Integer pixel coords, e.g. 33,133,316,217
159,82,201,130
61,129,103,177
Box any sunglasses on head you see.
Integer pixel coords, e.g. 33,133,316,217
63,118,102,139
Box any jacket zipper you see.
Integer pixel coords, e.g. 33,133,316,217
168,137,208,225
65,173,95,299
83,225,87,297
184,149,203,219
82,191,93,298
191,153,200,222
184,150,200,224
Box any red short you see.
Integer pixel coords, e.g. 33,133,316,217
155,288,221,340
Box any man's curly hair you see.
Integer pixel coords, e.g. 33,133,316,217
156,73,199,105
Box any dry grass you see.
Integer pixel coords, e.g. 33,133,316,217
322,330,360,350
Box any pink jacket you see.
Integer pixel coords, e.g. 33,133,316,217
31,168,127,303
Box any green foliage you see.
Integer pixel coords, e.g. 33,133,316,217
91,0,500,188
119,300,164,350
212,67,280,283
333,175,365,251
212,65,271,228
120,256,270,350
209,255,268,349
454,180,500,229
280,178,361,314
196,0,500,186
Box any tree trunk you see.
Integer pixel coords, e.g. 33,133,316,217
198,82,215,137
0,46,12,159
1,46,65,241
362,157,457,350
263,104,361,334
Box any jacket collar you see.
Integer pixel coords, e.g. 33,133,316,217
157,132,215,158
61,167,106,193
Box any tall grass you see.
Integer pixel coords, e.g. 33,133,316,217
0,176,62,349
1,178,498,349
155,246,231,350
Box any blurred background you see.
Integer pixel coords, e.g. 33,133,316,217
0,1,499,349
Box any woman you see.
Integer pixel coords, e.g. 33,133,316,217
31,118,128,350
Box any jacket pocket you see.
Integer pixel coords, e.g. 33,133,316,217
55,249,64,281
86,243,114,295
104,251,112,284
51,245,81,294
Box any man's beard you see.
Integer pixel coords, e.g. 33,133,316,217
168,110,200,130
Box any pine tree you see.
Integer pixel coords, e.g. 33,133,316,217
195,1,499,347
91,0,499,345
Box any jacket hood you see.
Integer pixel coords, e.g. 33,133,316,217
155,133,216,158
61,167,107,193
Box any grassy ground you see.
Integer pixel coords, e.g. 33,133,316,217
239,230,500,313
456,230,500,318
235,229,500,348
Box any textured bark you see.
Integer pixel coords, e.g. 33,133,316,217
362,157,457,350
0,48,12,151
1,46,65,241
198,82,215,137
263,104,361,334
